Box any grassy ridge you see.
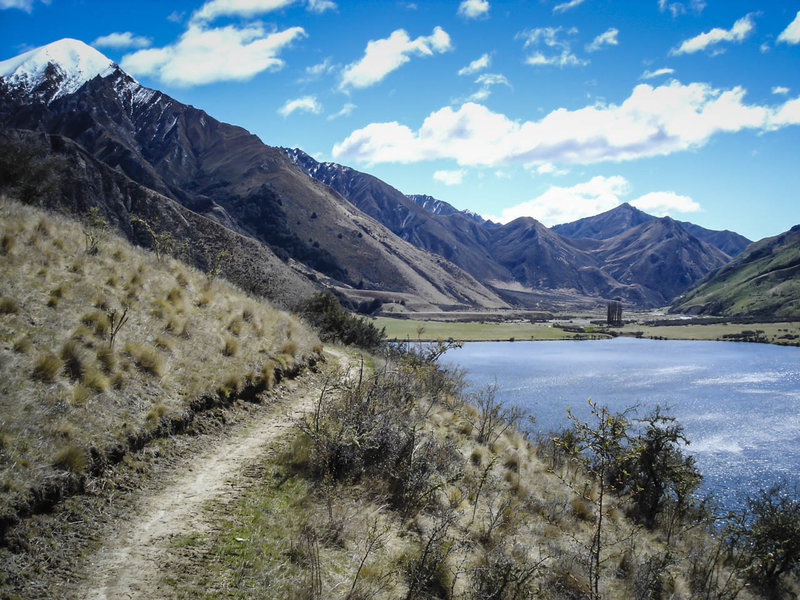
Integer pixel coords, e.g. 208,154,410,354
0,198,321,533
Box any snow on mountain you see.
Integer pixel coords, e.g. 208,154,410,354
0,38,116,103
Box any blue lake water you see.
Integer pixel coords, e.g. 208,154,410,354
442,338,800,511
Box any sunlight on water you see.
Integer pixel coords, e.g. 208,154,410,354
443,338,800,512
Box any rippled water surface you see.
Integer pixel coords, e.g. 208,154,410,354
442,338,800,510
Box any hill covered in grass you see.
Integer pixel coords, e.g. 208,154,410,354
672,224,800,318
0,197,321,536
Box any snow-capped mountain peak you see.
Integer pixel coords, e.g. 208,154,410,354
0,38,116,103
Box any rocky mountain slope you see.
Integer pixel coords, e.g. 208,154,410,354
286,149,736,307
553,202,751,257
672,224,800,318
0,39,506,312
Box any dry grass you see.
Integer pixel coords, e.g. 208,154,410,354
0,197,321,524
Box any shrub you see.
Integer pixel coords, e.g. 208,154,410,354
60,340,85,380
13,337,31,353
125,343,165,377
259,361,276,390
0,296,20,314
82,310,110,337
146,403,168,423
52,422,77,439
280,339,298,357
154,336,173,352
82,368,109,392
53,445,86,473
33,352,62,381
302,291,385,350
1,232,16,255
223,337,238,357
96,346,116,373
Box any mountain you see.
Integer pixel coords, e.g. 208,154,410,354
553,203,752,258
671,225,800,318
406,193,487,225
286,149,738,308
0,39,507,311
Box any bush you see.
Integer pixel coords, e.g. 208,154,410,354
124,343,165,377
33,352,62,381
53,445,86,473
0,296,20,314
302,291,385,350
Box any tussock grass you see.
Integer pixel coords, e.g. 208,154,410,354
52,445,86,473
0,198,321,527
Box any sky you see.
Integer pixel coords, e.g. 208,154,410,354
1,0,799,241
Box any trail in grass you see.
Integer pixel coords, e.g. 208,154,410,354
78,348,352,600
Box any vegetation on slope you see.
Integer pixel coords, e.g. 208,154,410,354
159,342,800,600
0,197,321,536
672,225,800,318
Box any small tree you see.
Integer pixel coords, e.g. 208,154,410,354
556,399,632,600
130,214,176,262
82,206,108,254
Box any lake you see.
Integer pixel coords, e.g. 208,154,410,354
442,338,800,511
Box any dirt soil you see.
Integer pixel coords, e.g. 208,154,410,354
69,347,352,600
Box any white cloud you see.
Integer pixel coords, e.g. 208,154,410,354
777,10,800,45
92,32,152,50
433,169,466,185
658,0,705,17
167,10,185,23
339,27,451,90
121,23,305,86
641,67,675,80
518,27,587,68
553,0,589,14
278,95,322,117
0,0,47,11
191,0,333,23
328,102,356,120
483,176,699,225
332,81,800,168
458,53,490,76
463,73,511,102
486,176,629,225
304,57,335,78
586,28,618,53
671,14,755,55
630,191,700,215
772,86,790,96
457,0,489,20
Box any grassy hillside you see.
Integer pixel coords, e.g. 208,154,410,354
672,225,800,318
0,197,321,532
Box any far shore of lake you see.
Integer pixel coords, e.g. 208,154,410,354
373,314,800,347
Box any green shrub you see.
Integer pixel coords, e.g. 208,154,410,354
302,291,385,350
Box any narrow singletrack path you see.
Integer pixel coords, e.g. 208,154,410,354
78,348,352,600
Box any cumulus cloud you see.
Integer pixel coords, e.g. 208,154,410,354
278,95,322,117
339,27,451,90
671,14,755,55
328,102,356,120
433,169,466,185
518,27,587,68
658,0,705,17
121,23,305,86
191,0,333,23
457,0,489,20
484,176,699,225
553,0,589,14
332,81,800,168
630,191,700,215
777,10,800,45
458,53,490,76
92,32,152,49
641,67,675,80
586,28,618,52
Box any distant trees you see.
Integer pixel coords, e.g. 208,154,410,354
606,301,623,327
0,130,65,205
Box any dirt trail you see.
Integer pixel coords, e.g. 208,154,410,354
77,348,351,600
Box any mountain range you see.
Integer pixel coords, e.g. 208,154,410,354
0,38,772,313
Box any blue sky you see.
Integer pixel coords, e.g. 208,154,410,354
2,0,799,241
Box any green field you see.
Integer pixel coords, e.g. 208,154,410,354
374,316,800,345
